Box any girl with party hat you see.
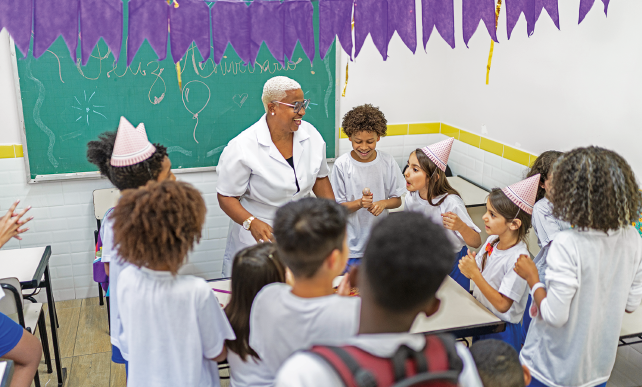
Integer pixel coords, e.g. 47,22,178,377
404,137,482,290
458,174,539,352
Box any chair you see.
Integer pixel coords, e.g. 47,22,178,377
0,277,53,387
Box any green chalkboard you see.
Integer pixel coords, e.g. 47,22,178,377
16,1,337,181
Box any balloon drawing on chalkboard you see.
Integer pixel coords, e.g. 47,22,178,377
71,90,107,126
182,80,211,144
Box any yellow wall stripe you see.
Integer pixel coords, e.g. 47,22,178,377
503,146,531,166
440,124,460,139
409,123,440,135
480,138,504,157
387,124,409,136
459,131,481,148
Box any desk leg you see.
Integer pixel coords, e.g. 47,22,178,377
44,265,66,386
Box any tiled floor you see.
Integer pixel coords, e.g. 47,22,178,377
29,297,642,387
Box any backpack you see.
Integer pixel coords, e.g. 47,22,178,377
93,207,114,291
309,334,463,387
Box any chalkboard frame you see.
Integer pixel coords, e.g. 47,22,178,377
10,34,342,184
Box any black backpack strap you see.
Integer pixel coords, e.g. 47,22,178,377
309,346,378,387
391,344,429,382
433,334,464,374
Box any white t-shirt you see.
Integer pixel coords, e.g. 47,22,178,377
405,191,480,253
100,209,129,349
275,333,483,387
227,349,273,387
248,283,361,386
330,151,406,258
472,236,529,324
117,266,235,387
521,227,642,387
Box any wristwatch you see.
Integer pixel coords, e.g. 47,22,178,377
243,216,255,230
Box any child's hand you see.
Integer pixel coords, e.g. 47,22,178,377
0,200,32,248
514,255,539,287
441,212,465,231
458,252,480,280
360,193,373,209
368,201,386,216
336,273,351,296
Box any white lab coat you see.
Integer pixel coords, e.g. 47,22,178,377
216,114,329,276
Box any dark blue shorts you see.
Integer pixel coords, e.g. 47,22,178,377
0,312,24,357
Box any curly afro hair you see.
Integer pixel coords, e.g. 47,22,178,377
86,131,168,190
550,146,642,233
341,104,387,138
111,180,206,274
527,150,563,202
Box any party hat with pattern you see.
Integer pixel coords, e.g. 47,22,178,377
421,137,454,172
110,117,156,167
502,174,540,215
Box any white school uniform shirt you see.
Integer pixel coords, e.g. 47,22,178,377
117,266,235,387
248,283,361,386
405,191,480,253
472,236,529,324
217,115,329,276
330,151,406,258
275,333,483,387
227,350,273,387
520,227,642,387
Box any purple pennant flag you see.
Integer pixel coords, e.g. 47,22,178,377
33,0,79,61
579,0,609,24
319,0,353,60
506,0,535,39
535,0,559,30
283,0,315,64
250,0,285,67
127,0,169,67
0,0,33,57
354,0,388,60
211,0,250,65
388,0,416,54
170,0,210,63
462,0,497,48
80,0,122,66
422,0,455,49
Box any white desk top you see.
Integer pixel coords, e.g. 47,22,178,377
209,279,231,307
0,247,48,284
447,176,489,208
621,302,642,339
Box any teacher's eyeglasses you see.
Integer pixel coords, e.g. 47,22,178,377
272,99,310,114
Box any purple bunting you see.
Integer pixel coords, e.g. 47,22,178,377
535,0,559,30
80,0,122,66
170,0,210,63
354,0,388,60
462,0,497,48
319,0,353,60
250,0,285,67
211,0,250,65
579,0,610,24
127,0,169,67
0,0,32,57
33,0,79,61
506,0,535,39
283,0,315,64
388,0,416,54
422,0,455,49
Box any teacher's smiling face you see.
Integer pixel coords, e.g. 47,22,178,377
268,88,307,133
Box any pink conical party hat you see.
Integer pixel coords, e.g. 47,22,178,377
502,174,540,215
421,137,454,172
110,117,156,167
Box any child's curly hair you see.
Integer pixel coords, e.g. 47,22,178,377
550,146,642,233
527,150,563,202
87,131,168,190
112,180,206,274
341,104,387,138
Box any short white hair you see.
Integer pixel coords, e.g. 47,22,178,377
262,76,301,113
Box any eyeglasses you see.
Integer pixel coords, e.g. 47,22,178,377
271,99,310,114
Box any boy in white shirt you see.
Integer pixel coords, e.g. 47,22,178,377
249,198,360,386
111,181,235,387
276,212,483,387
331,104,405,268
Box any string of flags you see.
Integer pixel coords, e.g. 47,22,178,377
0,0,610,66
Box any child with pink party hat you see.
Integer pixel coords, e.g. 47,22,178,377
457,174,539,352
86,117,176,374
404,137,482,290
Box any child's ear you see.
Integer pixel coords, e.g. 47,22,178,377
376,135,381,142
522,364,531,386
326,249,344,273
510,218,522,231
423,297,441,318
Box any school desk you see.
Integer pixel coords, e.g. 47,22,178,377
208,276,506,339
0,360,13,387
447,176,489,208
619,302,642,347
0,246,66,386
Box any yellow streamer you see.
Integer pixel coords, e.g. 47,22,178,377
486,0,502,85
342,19,355,97
168,0,181,90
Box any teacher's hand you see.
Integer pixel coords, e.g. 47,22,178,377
0,200,32,248
250,219,274,243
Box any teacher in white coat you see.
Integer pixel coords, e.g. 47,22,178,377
217,76,335,276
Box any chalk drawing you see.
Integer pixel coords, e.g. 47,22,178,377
46,50,64,83
73,91,107,126
233,93,248,108
167,146,193,157
303,90,319,111
147,61,166,105
25,60,58,167
61,131,82,140
323,54,332,118
182,80,211,144
206,145,226,158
